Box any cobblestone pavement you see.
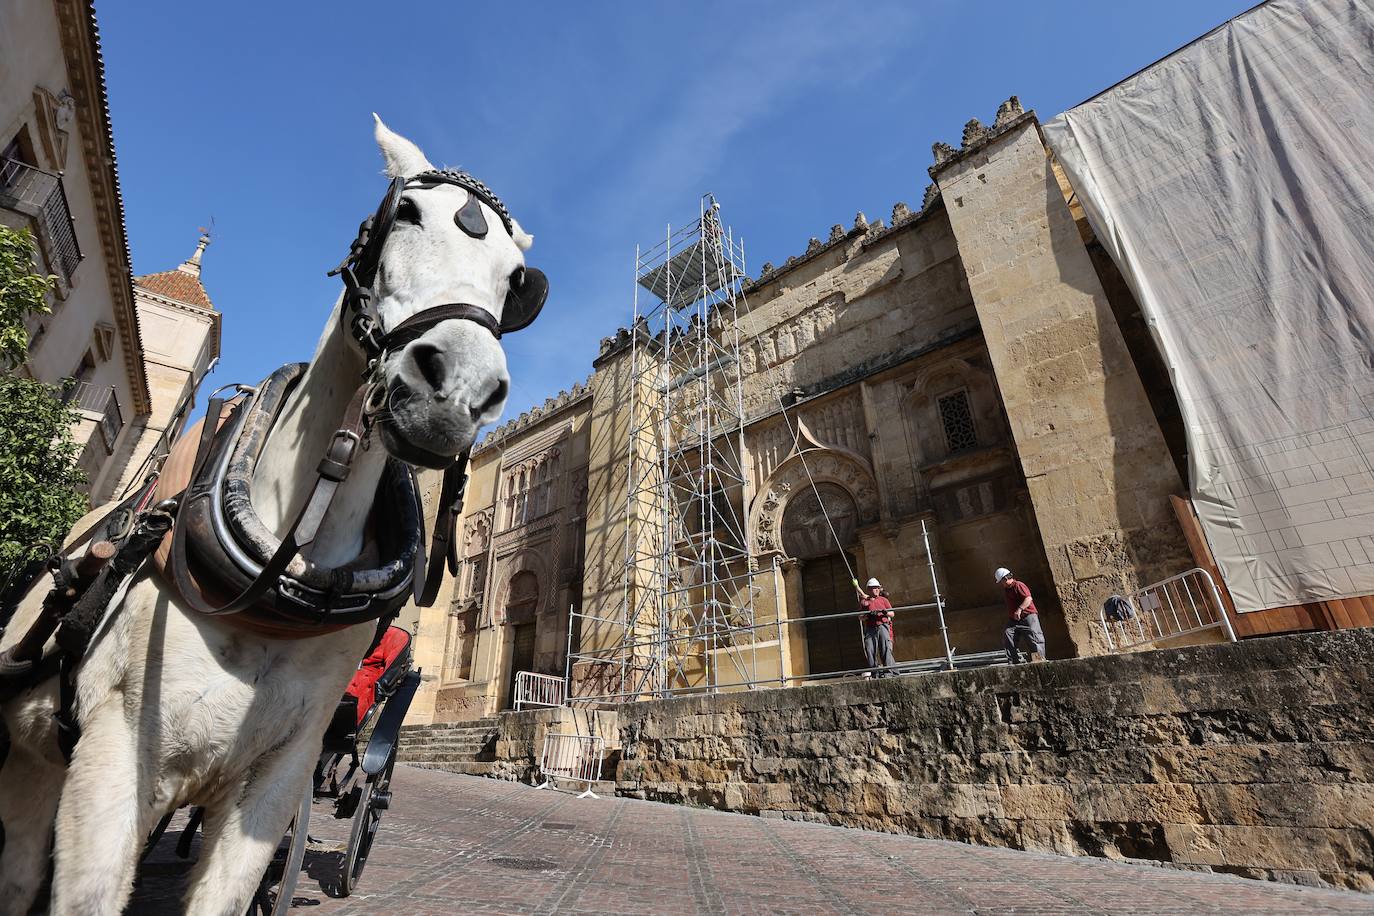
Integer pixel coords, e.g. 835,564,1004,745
132,765,1374,915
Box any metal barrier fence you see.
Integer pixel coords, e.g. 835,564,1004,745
513,671,566,710
534,732,605,799
1101,567,1237,652
565,598,1007,706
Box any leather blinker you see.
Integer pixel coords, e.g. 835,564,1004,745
455,193,488,239
501,267,548,335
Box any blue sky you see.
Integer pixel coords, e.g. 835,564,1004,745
102,0,1253,425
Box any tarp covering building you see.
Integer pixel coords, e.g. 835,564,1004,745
1043,0,1374,613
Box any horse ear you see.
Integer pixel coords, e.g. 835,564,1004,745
509,217,534,252
372,113,434,179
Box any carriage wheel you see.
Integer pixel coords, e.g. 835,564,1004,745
245,786,312,916
338,747,395,897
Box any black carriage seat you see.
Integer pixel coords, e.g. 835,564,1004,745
321,627,413,754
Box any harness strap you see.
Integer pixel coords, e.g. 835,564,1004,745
416,455,468,608
167,387,369,617
380,302,501,351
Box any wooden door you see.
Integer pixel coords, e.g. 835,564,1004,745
801,552,865,675
504,622,537,708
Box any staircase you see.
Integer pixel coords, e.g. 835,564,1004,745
398,717,500,776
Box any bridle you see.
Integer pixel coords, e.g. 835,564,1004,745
330,167,549,362
162,169,547,622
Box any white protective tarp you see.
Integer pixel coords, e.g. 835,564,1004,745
1043,0,1374,613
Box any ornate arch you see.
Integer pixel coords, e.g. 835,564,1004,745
489,547,550,624
750,449,879,557
905,352,1005,459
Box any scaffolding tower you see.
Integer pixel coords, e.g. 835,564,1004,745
571,195,770,702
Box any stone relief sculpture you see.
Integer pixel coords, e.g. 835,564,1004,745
750,450,878,556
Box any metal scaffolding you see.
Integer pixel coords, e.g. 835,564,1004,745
568,194,767,702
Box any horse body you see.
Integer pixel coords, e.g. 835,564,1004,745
0,118,529,915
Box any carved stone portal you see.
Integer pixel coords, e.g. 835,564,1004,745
752,449,879,557
782,482,858,559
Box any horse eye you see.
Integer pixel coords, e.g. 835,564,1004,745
396,197,420,224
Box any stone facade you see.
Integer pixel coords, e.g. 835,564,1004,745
409,97,1218,722
409,384,594,723
932,114,1193,655
614,629,1374,891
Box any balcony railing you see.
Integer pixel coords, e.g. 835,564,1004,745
0,157,82,285
64,381,124,452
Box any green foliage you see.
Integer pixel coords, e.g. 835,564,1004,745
0,225,56,369
0,224,84,574
0,376,87,572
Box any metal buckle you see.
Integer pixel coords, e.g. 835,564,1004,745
277,577,373,615
330,429,361,460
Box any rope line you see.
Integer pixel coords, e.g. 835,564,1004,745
776,395,859,584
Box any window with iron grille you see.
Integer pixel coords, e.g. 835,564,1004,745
937,389,977,454
0,155,82,285
468,554,487,597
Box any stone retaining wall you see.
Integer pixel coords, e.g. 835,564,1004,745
489,706,620,784
613,630,1374,890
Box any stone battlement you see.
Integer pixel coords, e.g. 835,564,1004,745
475,376,592,453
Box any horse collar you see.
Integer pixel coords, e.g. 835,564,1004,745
155,363,466,636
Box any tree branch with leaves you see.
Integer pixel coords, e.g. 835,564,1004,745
0,225,86,582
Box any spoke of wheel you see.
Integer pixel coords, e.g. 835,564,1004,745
270,787,312,916
339,777,375,897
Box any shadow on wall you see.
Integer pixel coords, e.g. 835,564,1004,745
1041,153,1193,656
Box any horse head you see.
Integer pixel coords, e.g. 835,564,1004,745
357,116,542,468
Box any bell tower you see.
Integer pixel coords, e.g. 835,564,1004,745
114,232,222,497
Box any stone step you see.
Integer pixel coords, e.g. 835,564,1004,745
400,752,497,766
412,760,500,778
399,745,494,759
401,734,494,747
401,730,497,743
403,717,499,733
400,734,495,746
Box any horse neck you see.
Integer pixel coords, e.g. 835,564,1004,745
252,302,388,566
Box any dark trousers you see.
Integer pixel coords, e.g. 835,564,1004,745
1004,613,1045,663
863,625,895,675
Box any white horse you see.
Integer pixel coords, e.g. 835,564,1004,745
0,117,528,915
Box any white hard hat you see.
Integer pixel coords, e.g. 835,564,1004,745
994,567,1012,583
866,577,881,587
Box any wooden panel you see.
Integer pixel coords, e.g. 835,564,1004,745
1168,495,1374,637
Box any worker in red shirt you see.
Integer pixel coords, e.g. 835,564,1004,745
996,567,1045,663
854,576,896,677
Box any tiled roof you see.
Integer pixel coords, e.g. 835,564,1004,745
134,268,214,310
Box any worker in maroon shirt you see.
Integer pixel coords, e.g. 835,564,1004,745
996,567,1045,663
854,576,896,677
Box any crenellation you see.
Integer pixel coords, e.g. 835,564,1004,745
475,375,593,452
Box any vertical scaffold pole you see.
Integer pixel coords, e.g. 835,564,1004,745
922,517,955,670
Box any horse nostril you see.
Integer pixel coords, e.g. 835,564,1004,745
472,379,508,421
409,342,447,396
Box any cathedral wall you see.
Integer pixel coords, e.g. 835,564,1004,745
932,117,1194,656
